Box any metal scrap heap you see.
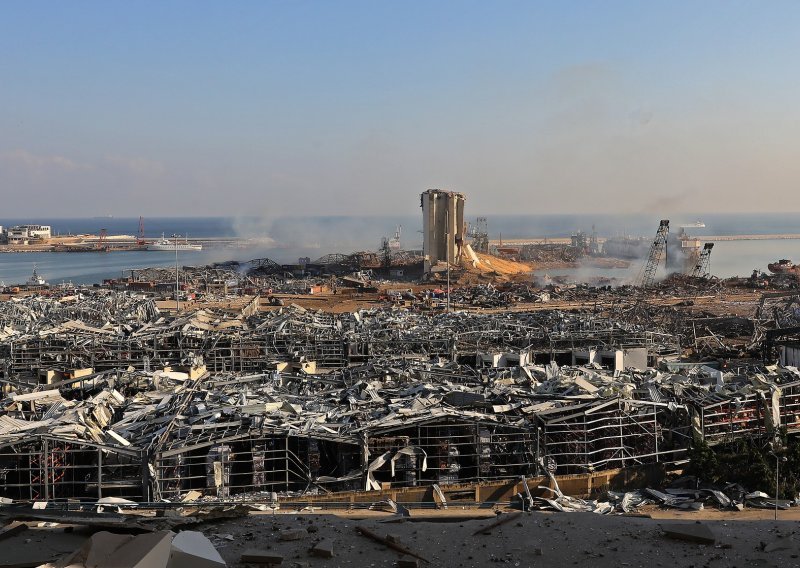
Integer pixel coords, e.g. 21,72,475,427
0,290,799,504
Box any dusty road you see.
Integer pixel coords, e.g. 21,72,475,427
6,506,800,567
205,509,800,568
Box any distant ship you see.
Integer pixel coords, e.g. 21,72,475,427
147,233,203,252
27,265,47,286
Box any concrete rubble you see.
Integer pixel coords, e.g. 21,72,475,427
40,529,226,568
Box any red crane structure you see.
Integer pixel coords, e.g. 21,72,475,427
97,228,108,251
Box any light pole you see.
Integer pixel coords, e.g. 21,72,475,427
775,453,779,521
172,234,179,313
770,451,788,521
445,207,450,313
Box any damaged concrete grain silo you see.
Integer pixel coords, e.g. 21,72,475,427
420,189,466,274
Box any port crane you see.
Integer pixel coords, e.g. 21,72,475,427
640,220,670,287
96,228,108,251
690,242,714,278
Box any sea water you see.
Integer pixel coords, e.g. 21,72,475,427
0,214,797,285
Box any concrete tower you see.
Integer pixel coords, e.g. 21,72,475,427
420,189,466,273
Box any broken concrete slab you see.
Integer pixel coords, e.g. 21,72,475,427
50,530,174,568
107,530,175,568
662,522,715,544
310,540,334,558
76,532,136,567
0,523,29,542
168,531,226,568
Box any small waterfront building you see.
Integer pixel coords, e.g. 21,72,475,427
5,224,52,245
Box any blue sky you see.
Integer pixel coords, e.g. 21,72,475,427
2,1,800,217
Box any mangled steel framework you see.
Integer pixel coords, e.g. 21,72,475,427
0,293,681,375
1,290,800,503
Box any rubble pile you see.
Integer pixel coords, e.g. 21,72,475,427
124,265,242,289
0,291,159,332
447,283,546,308
0,288,799,507
258,276,330,294
538,474,795,514
2,334,800,503
0,296,683,375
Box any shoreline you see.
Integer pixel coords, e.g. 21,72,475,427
0,236,256,253
491,233,800,246
3,232,799,253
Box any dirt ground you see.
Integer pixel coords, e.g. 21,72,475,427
6,508,800,568
251,286,763,318
0,523,91,566
199,509,800,568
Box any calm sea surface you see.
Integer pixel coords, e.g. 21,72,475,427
0,214,797,285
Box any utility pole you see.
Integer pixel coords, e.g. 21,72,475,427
776,456,779,521
446,207,451,313
173,234,179,314
770,450,787,521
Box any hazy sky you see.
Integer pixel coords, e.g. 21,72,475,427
3,1,800,217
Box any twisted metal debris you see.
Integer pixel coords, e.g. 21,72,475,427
0,289,799,504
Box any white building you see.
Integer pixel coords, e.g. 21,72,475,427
5,224,52,245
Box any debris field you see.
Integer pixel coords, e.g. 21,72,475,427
1,288,800,506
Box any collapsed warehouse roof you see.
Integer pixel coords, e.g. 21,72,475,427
2,290,800,504
2,355,800,502
0,292,681,376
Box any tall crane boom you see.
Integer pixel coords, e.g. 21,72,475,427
640,220,669,287
691,242,714,278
